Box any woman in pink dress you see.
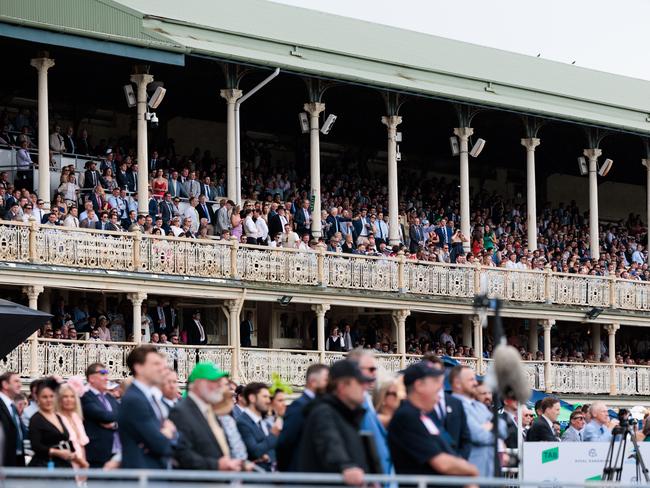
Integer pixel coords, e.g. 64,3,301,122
231,205,243,240
56,380,90,472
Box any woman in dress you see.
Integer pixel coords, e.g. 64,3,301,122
29,378,83,468
56,381,90,471
52,193,67,215
450,228,468,263
231,205,243,240
101,168,118,192
151,169,168,200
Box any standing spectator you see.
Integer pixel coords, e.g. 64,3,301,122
160,369,180,416
186,310,208,345
526,397,561,442
294,199,311,235
240,311,254,348
388,361,478,477
57,382,90,470
373,373,404,428
81,363,120,468
325,326,345,351
49,126,65,152
583,402,615,442
118,345,176,469
169,363,243,471
215,200,233,236
0,372,26,466
277,363,329,471
297,360,378,484
28,378,79,468
562,410,587,442
500,397,519,449
63,126,76,154
450,365,504,477
236,382,279,471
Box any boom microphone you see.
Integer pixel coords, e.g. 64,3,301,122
492,344,531,404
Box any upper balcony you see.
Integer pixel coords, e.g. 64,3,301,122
0,220,649,314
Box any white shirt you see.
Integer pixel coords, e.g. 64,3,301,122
256,218,269,240
63,215,79,227
244,216,258,238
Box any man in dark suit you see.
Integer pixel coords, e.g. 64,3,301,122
148,194,159,219
293,199,311,235
118,345,176,469
169,362,242,471
277,364,329,471
116,163,129,189
500,398,519,449
268,206,287,240
526,397,560,442
187,310,208,345
409,218,425,253
0,372,26,466
153,301,176,335
81,363,120,468
240,311,254,348
160,193,178,225
126,164,138,193
196,194,215,229
83,161,101,189
236,382,279,471
326,208,342,240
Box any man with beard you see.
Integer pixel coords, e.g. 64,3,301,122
276,363,329,471
169,363,243,471
236,382,282,471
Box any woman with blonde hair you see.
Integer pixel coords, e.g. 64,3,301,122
56,380,90,470
373,372,405,428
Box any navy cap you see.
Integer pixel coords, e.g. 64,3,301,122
329,359,373,383
403,360,444,387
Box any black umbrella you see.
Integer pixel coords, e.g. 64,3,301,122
0,299,52,357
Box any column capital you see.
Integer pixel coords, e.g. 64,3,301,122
130,73,154,86
30,57,55,72
381,115,403,129
583,148,602,160
224,299,244,312
521,137,541,150
127,292,147,305
471,315,482,327
22,285,44,300
643,159,650,169
392,309,411,322
311,303,330,316
304,102,325,116
220,88,243,104
453,127,474,140
541,319,555,331
605,323,620,335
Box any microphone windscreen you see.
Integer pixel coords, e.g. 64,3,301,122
493,344,531,404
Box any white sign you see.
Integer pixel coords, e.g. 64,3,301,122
523,442,650,483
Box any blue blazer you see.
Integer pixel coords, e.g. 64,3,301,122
148,199,159,219
276,392,312,471
81,391,119,467
117,384,173,469
431,393,471,459
236,411,277,471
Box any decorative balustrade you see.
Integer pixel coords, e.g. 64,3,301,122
2,221,650,311
0,339,648,395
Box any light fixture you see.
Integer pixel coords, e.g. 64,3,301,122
298,112,309,134
449,136,460,156
586,307,603,320
469,138,486,157
278,296,293,307
320,114,337,135
147,85,166,109
577,156,588,176
123,84,136,108
598,158,613,177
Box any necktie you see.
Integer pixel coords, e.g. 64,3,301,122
437,402,445,421
151,396,164,425
578,431,582,441
10,404,23,454
203,205,210,223
206,410,231,456
378,223,383,239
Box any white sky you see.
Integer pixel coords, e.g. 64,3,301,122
273,0,650,81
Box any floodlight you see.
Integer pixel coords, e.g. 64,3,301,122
298,112,309,134
148,86,166,109
598,158,613,177
578,157,588,176
278,296,293,307
469,138,486,158
320,114,337,135
449,136,460,156
123,84,136,108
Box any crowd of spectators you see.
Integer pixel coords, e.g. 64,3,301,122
0,347,644,484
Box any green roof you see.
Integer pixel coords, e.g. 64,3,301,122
4,0,650,134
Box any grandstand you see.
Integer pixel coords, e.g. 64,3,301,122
2,0,650,405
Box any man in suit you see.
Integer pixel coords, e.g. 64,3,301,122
325,207,342,240
425,356,471,459
526,397,561,442
83,161,101,189
268,206,287,240
293,199,311,235
89,185,106,212
118,345,176,469
187,310,208,345
200,176,217,201
148,193,160,219
561,410,586,442
169,362,243,471
116,163,129,189
583,402,614,442
153,301,176,335
183,171,201,199
236,382,280,471
95,211,111,231
0,372,26,466
167,170,187,199
160,192,178,225
63,126,76,154
215,200,234,237
81,363,121,468
126,164,138,193
277,364,329,471
409,218,425,253
240,311,254,347
196,194,215,232
149,150,160,172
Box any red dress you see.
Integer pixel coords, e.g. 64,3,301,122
152,178,168,199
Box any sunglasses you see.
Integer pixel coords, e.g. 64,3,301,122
92,369,109,375
573,416,585,421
